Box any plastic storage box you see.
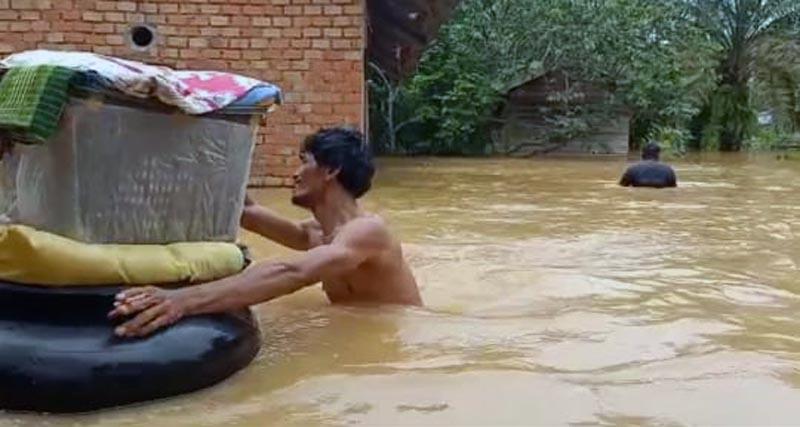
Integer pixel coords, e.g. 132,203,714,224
3,92,260,244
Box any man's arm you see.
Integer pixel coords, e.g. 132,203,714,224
667,168,678,187
619,168,632,187
241,194,315,250
109,219,388,337
184,242,369,313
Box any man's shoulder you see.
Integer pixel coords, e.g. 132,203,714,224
301,218,325,238
629,161,674,171
340,215,392,247
345,214,390,235
651,162,676,174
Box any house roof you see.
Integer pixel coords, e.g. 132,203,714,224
366,0,461,81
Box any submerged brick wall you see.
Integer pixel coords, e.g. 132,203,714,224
0,0,365,186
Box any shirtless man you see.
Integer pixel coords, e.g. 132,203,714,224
619,142,677,188
109,127,422,338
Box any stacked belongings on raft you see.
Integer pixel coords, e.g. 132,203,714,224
0,50,282,413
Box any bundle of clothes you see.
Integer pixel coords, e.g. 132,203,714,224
0,49,282,145
0,50,282,287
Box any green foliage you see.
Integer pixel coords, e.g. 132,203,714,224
744,126,797,151
647,125,693,156
751,36,800,133
684,0,800,151
367,63,421,155
369,0,716,154
368,0,800,154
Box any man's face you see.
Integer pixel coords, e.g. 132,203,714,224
291,151,329,209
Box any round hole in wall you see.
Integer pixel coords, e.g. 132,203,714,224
128,25,156,50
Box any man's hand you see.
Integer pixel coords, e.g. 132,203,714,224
244,192,255,207
108,286,186,338
239,192,315,251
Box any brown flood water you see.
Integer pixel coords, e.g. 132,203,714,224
3,154,800,426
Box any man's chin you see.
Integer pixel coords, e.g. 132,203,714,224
291,194,311,208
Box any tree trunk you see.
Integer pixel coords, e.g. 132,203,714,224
718,67,749,151
719,129,741,151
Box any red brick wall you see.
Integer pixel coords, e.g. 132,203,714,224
0,0,365,186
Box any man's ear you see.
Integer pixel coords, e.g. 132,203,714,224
324,167,341,182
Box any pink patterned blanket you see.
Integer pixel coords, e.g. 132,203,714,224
1,50,273,115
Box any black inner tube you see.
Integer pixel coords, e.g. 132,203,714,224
0,281,262,414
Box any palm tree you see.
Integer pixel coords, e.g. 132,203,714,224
687,0,800,150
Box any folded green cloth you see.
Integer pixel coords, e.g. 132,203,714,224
0,65,76,144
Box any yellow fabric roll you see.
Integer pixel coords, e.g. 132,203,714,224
0,225,245,287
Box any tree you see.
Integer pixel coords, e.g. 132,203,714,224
685,0,800,150
376,0,715,155
367,62,421,154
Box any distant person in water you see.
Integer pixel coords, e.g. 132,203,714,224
109,127,422,338
619,142,677,188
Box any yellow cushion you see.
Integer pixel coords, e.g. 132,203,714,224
0,225,245,287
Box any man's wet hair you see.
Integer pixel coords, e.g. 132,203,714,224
642,142,661,160
303,127,375,198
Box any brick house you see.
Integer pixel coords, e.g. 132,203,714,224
0,0,459,185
